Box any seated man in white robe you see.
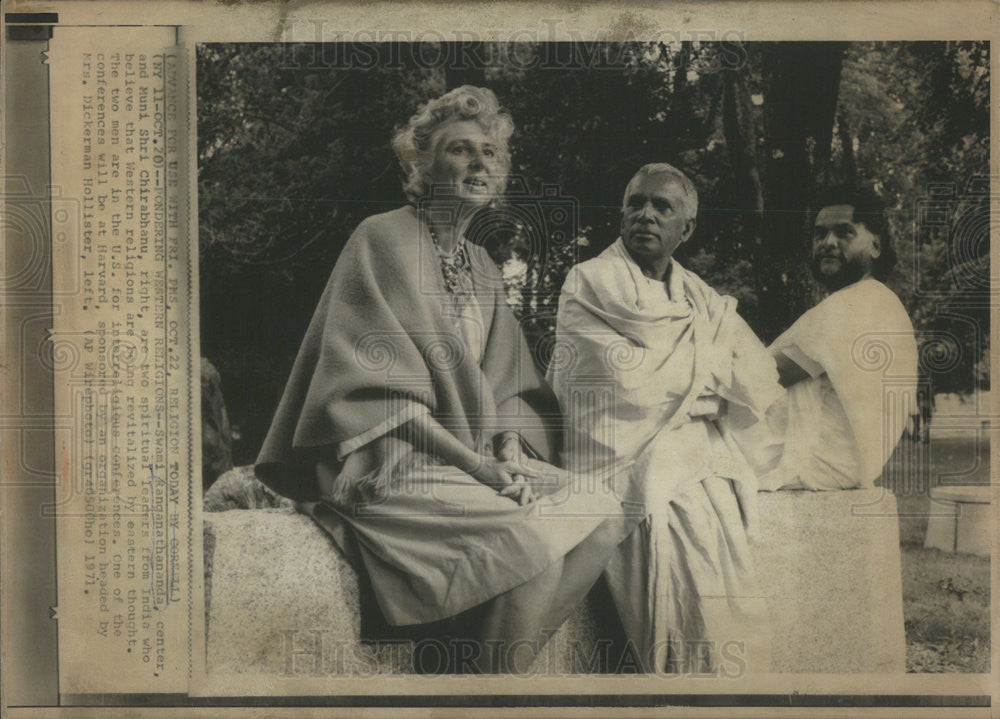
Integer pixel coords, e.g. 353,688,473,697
758,186,918,491
547,163,783,673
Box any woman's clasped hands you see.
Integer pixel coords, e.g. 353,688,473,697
470,432,538,506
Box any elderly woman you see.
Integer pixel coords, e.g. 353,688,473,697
255,86,632,674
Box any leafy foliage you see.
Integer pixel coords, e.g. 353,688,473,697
832,42,990,393
198,41,989,463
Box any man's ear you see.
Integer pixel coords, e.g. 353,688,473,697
870,235,882,258
682,217,697,243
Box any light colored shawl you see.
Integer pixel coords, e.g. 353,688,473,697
768,278,918,486
547,239,783,511
256,205,560,502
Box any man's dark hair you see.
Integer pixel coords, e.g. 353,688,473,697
812,185,897,281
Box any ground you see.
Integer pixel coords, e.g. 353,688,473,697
886,431,991,673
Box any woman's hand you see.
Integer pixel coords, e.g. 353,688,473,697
469,455,539,505
492,432,536,505
494,432,522,462
399,416,541,505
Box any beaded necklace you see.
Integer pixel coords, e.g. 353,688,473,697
424,217,476,307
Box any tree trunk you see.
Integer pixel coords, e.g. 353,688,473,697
722,68,765,251
672,42,691,98
758,42,847,341
837,112,857,185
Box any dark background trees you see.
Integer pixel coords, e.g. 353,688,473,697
198,41,990,465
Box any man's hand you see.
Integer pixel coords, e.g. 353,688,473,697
774,350,811,388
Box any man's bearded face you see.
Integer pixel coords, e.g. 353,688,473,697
811,204,881,291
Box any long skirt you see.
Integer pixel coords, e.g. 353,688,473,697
305,458,635,627
604,474,771,674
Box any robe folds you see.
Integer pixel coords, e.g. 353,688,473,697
256,206,632,626
762,278,919,490
548,239,783,673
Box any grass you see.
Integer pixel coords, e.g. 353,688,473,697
883,434,991,673
901,545,990,673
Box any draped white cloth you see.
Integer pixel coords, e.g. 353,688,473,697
760,279,919,490
547,239,782,672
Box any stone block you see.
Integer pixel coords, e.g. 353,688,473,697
205,490,907,676
753,488,906,673
924,485,991,557
204,508,382,675
956,502,992,557
204,465,295,513
923,497,958,553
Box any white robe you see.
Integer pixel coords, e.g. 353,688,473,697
548,240,782,673
760,279,918,490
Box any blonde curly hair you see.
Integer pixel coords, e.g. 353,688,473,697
391,85,514,202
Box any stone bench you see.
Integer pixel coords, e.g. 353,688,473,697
204,488,905,675
924,485,992,557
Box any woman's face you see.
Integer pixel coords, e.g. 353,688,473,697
426,120,504,206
